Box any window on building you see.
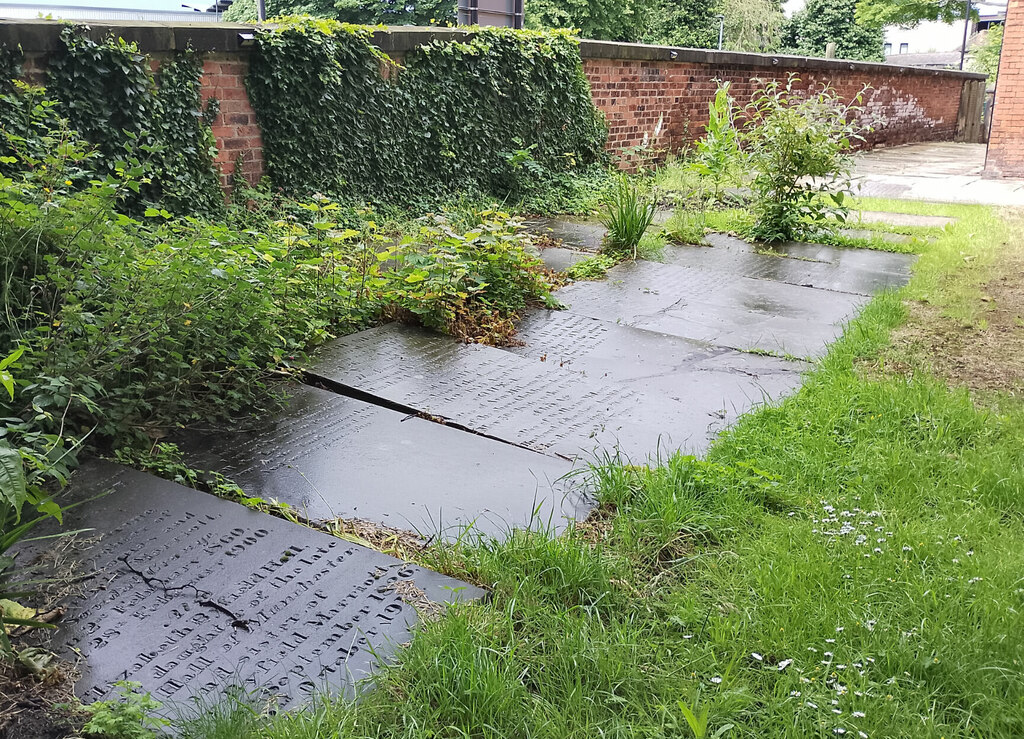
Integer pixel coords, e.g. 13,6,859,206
899,42,909,53
884,43,892,54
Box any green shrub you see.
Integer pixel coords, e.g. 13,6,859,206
600,174,657,258
742,75,863,243
46,27,223,215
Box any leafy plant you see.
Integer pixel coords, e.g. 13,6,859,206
663,208,708,244
690,82,746,202
600,174,657,258
782,0,884,61
81,681,169,738
969,24,1003,82
387,210,557,342
742,76,864,243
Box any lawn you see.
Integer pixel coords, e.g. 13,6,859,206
171,204,1024,738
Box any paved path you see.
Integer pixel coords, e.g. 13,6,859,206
853,142,1024,206
40,226,916,713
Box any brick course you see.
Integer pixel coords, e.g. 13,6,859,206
984,0,1024,178
583,58,967,157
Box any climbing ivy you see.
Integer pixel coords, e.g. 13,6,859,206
246,21,607,204
47,26,223,214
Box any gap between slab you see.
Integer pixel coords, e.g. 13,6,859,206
302,369,575,462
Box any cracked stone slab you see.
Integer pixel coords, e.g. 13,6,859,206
701,233,917,285
180,384,585,540
505,310,805,414
306,323,730,461
33,460,483,711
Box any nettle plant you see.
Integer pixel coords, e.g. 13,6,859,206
742,75,865,243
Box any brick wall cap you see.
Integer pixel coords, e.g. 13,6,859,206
578,38,987,81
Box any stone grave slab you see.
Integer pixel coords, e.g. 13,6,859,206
181,384,585,540
525,216,604,251
556,260,739,325
538,246,591,272
661,243,911,296
692,235,916,295
306,323,731,461
557,260,866,357
35,460,484,711
506,310,805,411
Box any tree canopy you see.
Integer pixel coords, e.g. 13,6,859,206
782,0,884,61
855,0,972,28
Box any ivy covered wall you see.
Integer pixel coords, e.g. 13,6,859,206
246,22,608,204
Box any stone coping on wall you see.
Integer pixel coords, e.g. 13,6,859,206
0,19,987,82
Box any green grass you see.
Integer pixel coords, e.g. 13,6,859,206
173,201,1024,738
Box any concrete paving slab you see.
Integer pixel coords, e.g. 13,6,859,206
35,460,483,710
852,143,1024,206
181,384,584,539
306,323,734,461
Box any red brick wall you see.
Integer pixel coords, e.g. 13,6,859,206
984,0,1024,178
201,54,263,189
583,58,967,156
0,21,985,191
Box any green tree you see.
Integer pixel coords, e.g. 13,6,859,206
969,24,1003,82
782,0,884,61
723,0,784,51
856,0,970,27
525,0,648,42
642,0,724,48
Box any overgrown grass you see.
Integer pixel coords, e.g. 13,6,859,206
172,202,1024,736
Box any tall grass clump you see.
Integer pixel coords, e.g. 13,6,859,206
600,174,656,258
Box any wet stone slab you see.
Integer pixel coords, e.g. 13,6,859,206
525,216,604,251
37,460,483,710
538,246,592,272
661,243,910,296
506,310,805,412
181,384,584,540
558,260,867,357
306,323,734,461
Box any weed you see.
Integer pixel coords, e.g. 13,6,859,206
567,253,619,281
600,174,657,258
80,681,168,738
